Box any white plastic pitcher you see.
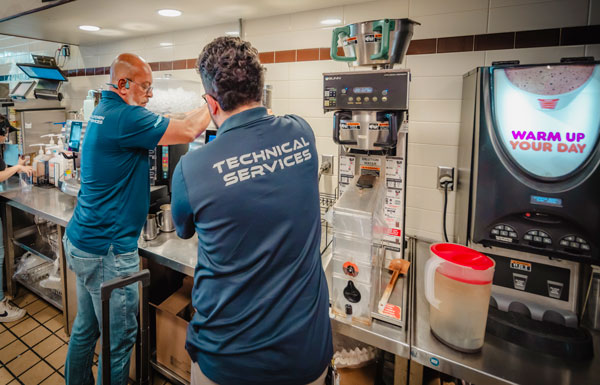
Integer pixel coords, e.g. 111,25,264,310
424,243,495,352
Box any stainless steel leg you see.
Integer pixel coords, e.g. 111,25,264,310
5,203,15,298
58,225,77,336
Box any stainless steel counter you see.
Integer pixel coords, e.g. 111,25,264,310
138,231,197,276
0,179,197,276
410,237,600,385
0,179,75,227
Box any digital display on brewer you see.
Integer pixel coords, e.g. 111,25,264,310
530,195,563,207
353,87,373,94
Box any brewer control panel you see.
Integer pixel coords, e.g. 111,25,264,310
323,70,409,111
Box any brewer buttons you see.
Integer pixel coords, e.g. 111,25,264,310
560,235,590,252
382,96,388,102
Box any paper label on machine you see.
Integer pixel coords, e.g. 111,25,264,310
360,156,382,175
339,156,356,177
385,158,403,179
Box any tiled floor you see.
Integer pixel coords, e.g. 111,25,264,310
1,289,173,385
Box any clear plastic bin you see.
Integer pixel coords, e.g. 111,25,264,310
332,254,373,284
332,273,374,326
333,175,388,239
332,233,377,263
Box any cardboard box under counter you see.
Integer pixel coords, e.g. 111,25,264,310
155,277,194,381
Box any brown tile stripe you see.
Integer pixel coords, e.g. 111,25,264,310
474,32,514,51
516,28,560,49
437,35,473,53
275,49,296,63
297,48,319,61
65,24,599,77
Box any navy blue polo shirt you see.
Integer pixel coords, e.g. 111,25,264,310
66,91,169,255
171,107,332,385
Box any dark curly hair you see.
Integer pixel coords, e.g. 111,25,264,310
197,37,264,111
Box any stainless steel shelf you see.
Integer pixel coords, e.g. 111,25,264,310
14,275,63,310
150,356,189,385
12,239,55,264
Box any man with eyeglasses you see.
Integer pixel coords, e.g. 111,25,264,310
63,53,210,385
171,37,332,385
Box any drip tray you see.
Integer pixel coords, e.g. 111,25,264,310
486,306,594,360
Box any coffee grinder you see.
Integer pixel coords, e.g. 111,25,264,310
324,18,419,327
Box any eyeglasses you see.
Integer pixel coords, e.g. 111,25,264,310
126,78,153,95
106,78,153,95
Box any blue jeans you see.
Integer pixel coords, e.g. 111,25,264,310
0,217,5,301
63,235,139,385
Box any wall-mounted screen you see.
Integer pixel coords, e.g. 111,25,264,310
16,63,67,81
492,63,600,179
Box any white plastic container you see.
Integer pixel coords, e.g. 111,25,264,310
83,90,95,121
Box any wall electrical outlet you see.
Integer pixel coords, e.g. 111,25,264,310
321,155,334,176
437,166,454,190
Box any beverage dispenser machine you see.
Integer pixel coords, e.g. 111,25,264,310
325,18,419,328
455,58,599,358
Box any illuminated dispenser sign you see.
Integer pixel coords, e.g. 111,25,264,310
492,64,600,179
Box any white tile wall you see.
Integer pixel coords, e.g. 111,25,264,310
488,0,589,33
409,100,463,122
591,0,600,24
586,44,600,58
406,51,485,77
343,0,409,24
409,76,464,100
412,9,488,40
410,0,489,17
484,45,586,65
1,0,597,242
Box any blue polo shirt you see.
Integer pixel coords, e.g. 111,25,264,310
66,91,169,255
171,107,332,385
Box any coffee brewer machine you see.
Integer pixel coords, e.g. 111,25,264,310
325,18,419,328
455,58,600,359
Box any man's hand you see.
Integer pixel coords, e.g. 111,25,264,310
159,104,211,145
185,105,211,138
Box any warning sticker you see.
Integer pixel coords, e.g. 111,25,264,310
510,260,532,272
364,33,383,43
379,303,401,320
343,36,358,46
359,157,382,174
341,121,360,130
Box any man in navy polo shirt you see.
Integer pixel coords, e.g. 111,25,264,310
171,37,333,385
64,53,210,385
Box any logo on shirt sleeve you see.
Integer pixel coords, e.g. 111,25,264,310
154,116,163,128
212,136,313,186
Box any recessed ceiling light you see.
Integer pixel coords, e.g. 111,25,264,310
225,31,239,36
79,25,101,31
158,9,182,17
160,42,173,46
321,19,341,25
